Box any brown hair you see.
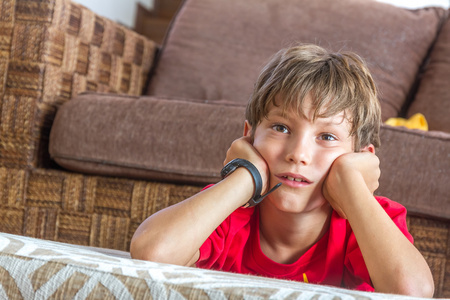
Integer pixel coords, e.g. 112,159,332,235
245,44,381,151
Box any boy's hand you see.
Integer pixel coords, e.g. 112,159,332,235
323,150,380,219
224,136,270,194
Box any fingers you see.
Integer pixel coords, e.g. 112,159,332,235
223,136,254,166
223,136,261,165
324,151,381,215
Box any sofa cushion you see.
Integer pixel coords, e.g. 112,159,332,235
147,0,445,121
377,125,450,220
407,12,450,132
1,232,422,299
49,93,245,185
50,93,450,220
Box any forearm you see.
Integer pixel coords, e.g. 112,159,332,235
344,179,434,296
130,168,253,266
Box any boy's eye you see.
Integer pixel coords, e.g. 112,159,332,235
273,124,289,134
319,133,337,141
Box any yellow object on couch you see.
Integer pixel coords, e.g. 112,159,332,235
385,113,428,131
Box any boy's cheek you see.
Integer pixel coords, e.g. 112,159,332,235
329,151,355,166
324,153,346,174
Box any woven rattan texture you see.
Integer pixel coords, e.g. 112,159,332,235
406,217,450,298
0,0,156,169
0,167,202,250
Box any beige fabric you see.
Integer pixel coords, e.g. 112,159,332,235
0,232,433,299
148,0,445,120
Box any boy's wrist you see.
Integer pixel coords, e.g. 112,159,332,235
221,158,281,208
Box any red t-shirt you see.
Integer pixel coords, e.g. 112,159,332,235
196,195,413,291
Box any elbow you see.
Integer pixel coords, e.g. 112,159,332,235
129,237,150,261
404,269,435,298
397,282,434,298
130,237,165,262
374,269,435,298
387,276,434,298
420,283,435,299
407,280,434,298
130,235,183,265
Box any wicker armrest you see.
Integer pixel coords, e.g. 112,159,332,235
0,0,157,169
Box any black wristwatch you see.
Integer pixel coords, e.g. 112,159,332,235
221,158,282,207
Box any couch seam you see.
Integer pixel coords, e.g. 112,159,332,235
51,154,220,178
381,125,450,142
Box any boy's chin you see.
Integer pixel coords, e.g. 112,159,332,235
263,194,330,214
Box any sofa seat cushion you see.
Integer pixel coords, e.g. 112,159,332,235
407,12,450,132
147,0,445,121
377,125,450,220
49,93,245,185
50,93,450,220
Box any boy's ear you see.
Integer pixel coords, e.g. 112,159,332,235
361,144,376,154
243,120,253,137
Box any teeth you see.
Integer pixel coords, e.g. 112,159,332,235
285,176,306,182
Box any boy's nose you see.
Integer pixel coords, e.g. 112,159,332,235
285,136,312,165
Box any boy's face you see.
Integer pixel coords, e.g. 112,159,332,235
245,95,354,214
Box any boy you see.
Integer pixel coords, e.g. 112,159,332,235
131,45,434,296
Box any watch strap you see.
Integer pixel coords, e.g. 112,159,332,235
221,158,281,207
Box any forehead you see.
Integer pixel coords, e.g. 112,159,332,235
269,96,350,127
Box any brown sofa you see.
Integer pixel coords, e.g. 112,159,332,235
0,0,449,298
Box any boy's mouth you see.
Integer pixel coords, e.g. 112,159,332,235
279,174,312,184
283,175,308,182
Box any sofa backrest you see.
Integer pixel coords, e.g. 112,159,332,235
407,12,450,132
146,0,446,121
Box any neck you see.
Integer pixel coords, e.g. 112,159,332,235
258,201,332,264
